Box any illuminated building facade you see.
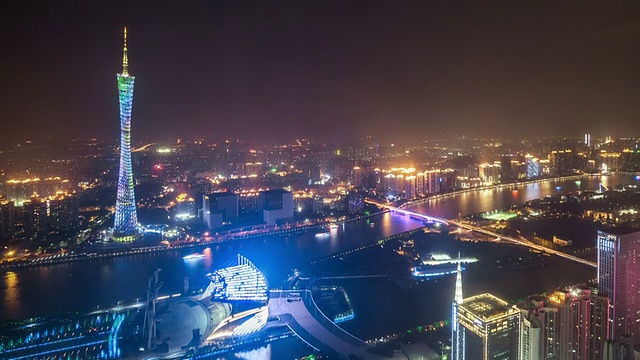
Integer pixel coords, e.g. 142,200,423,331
598,229,640,345
526,155,540,179
5,178,40,206
47,193,79,232
113,27,138,242
205,255,268,302
519,314,541,360
22,193,79,239
550,149,573,175
456,293,520,360
555,289,609,360
478,163,501,185
23,196,48,238
0,197,15,239
517,288,610,360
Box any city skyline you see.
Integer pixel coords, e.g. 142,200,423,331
0,1,639,142
2,3,640,359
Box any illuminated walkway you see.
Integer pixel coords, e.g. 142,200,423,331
269,290,383,360
366,199,597,269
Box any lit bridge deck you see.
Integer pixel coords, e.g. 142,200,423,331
366,199,597,269
268,290,384,360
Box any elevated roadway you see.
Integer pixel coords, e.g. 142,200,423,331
269,290,384,360
366,199,597,269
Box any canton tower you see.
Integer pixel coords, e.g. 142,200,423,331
113,27,138,242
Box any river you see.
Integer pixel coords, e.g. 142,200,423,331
0,174,636,358
406,174,632,218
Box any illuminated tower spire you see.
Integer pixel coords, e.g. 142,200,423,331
113,27,138,242
455,254,464,304
122,27,129,76
451,253,465,360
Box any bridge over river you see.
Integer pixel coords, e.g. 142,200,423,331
365,199,597,269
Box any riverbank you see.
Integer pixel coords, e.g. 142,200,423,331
0,210,390,271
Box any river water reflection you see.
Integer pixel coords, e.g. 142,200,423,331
407,174,635,218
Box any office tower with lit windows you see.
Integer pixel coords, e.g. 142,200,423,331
597,229,640,345
456,293,520,360
556,288,610,360
113,27,139,242
519,313,541,360
0,196,15,239
23,196,48,239
518,287,610,360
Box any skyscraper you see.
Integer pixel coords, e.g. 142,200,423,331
457,293,520,360
113,27,138,242
517,287,610,360
451,258,465,360
597,228,640,345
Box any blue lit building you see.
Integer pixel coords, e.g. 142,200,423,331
113,27,139,242
526,155,540,179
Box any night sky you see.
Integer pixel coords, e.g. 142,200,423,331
1,1,639,142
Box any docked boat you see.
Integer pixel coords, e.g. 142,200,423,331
411,253,478,279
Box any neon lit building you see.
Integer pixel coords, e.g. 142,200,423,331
113,27,139,242
598,228,640,345
205,255,268,302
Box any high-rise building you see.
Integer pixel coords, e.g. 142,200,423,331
550,150,573,175
526,155,540,179
47,193,79,232
518,287,609,360
0,196,15,239
478,163,501,185
23,196,48,239
451,259,465,360
113,27,139,242
556,288,610,360
203,192,239,229
520,313,541,360
258,189,294,226
456,293,520,360
604,333,637,360
598,228,640,345
5,178,40,206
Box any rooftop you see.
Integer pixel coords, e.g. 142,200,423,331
460,293,516,321
205,192,237,199
260,189,290,195
600,227,640,236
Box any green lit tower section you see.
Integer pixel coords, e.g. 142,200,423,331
114,27,138,242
